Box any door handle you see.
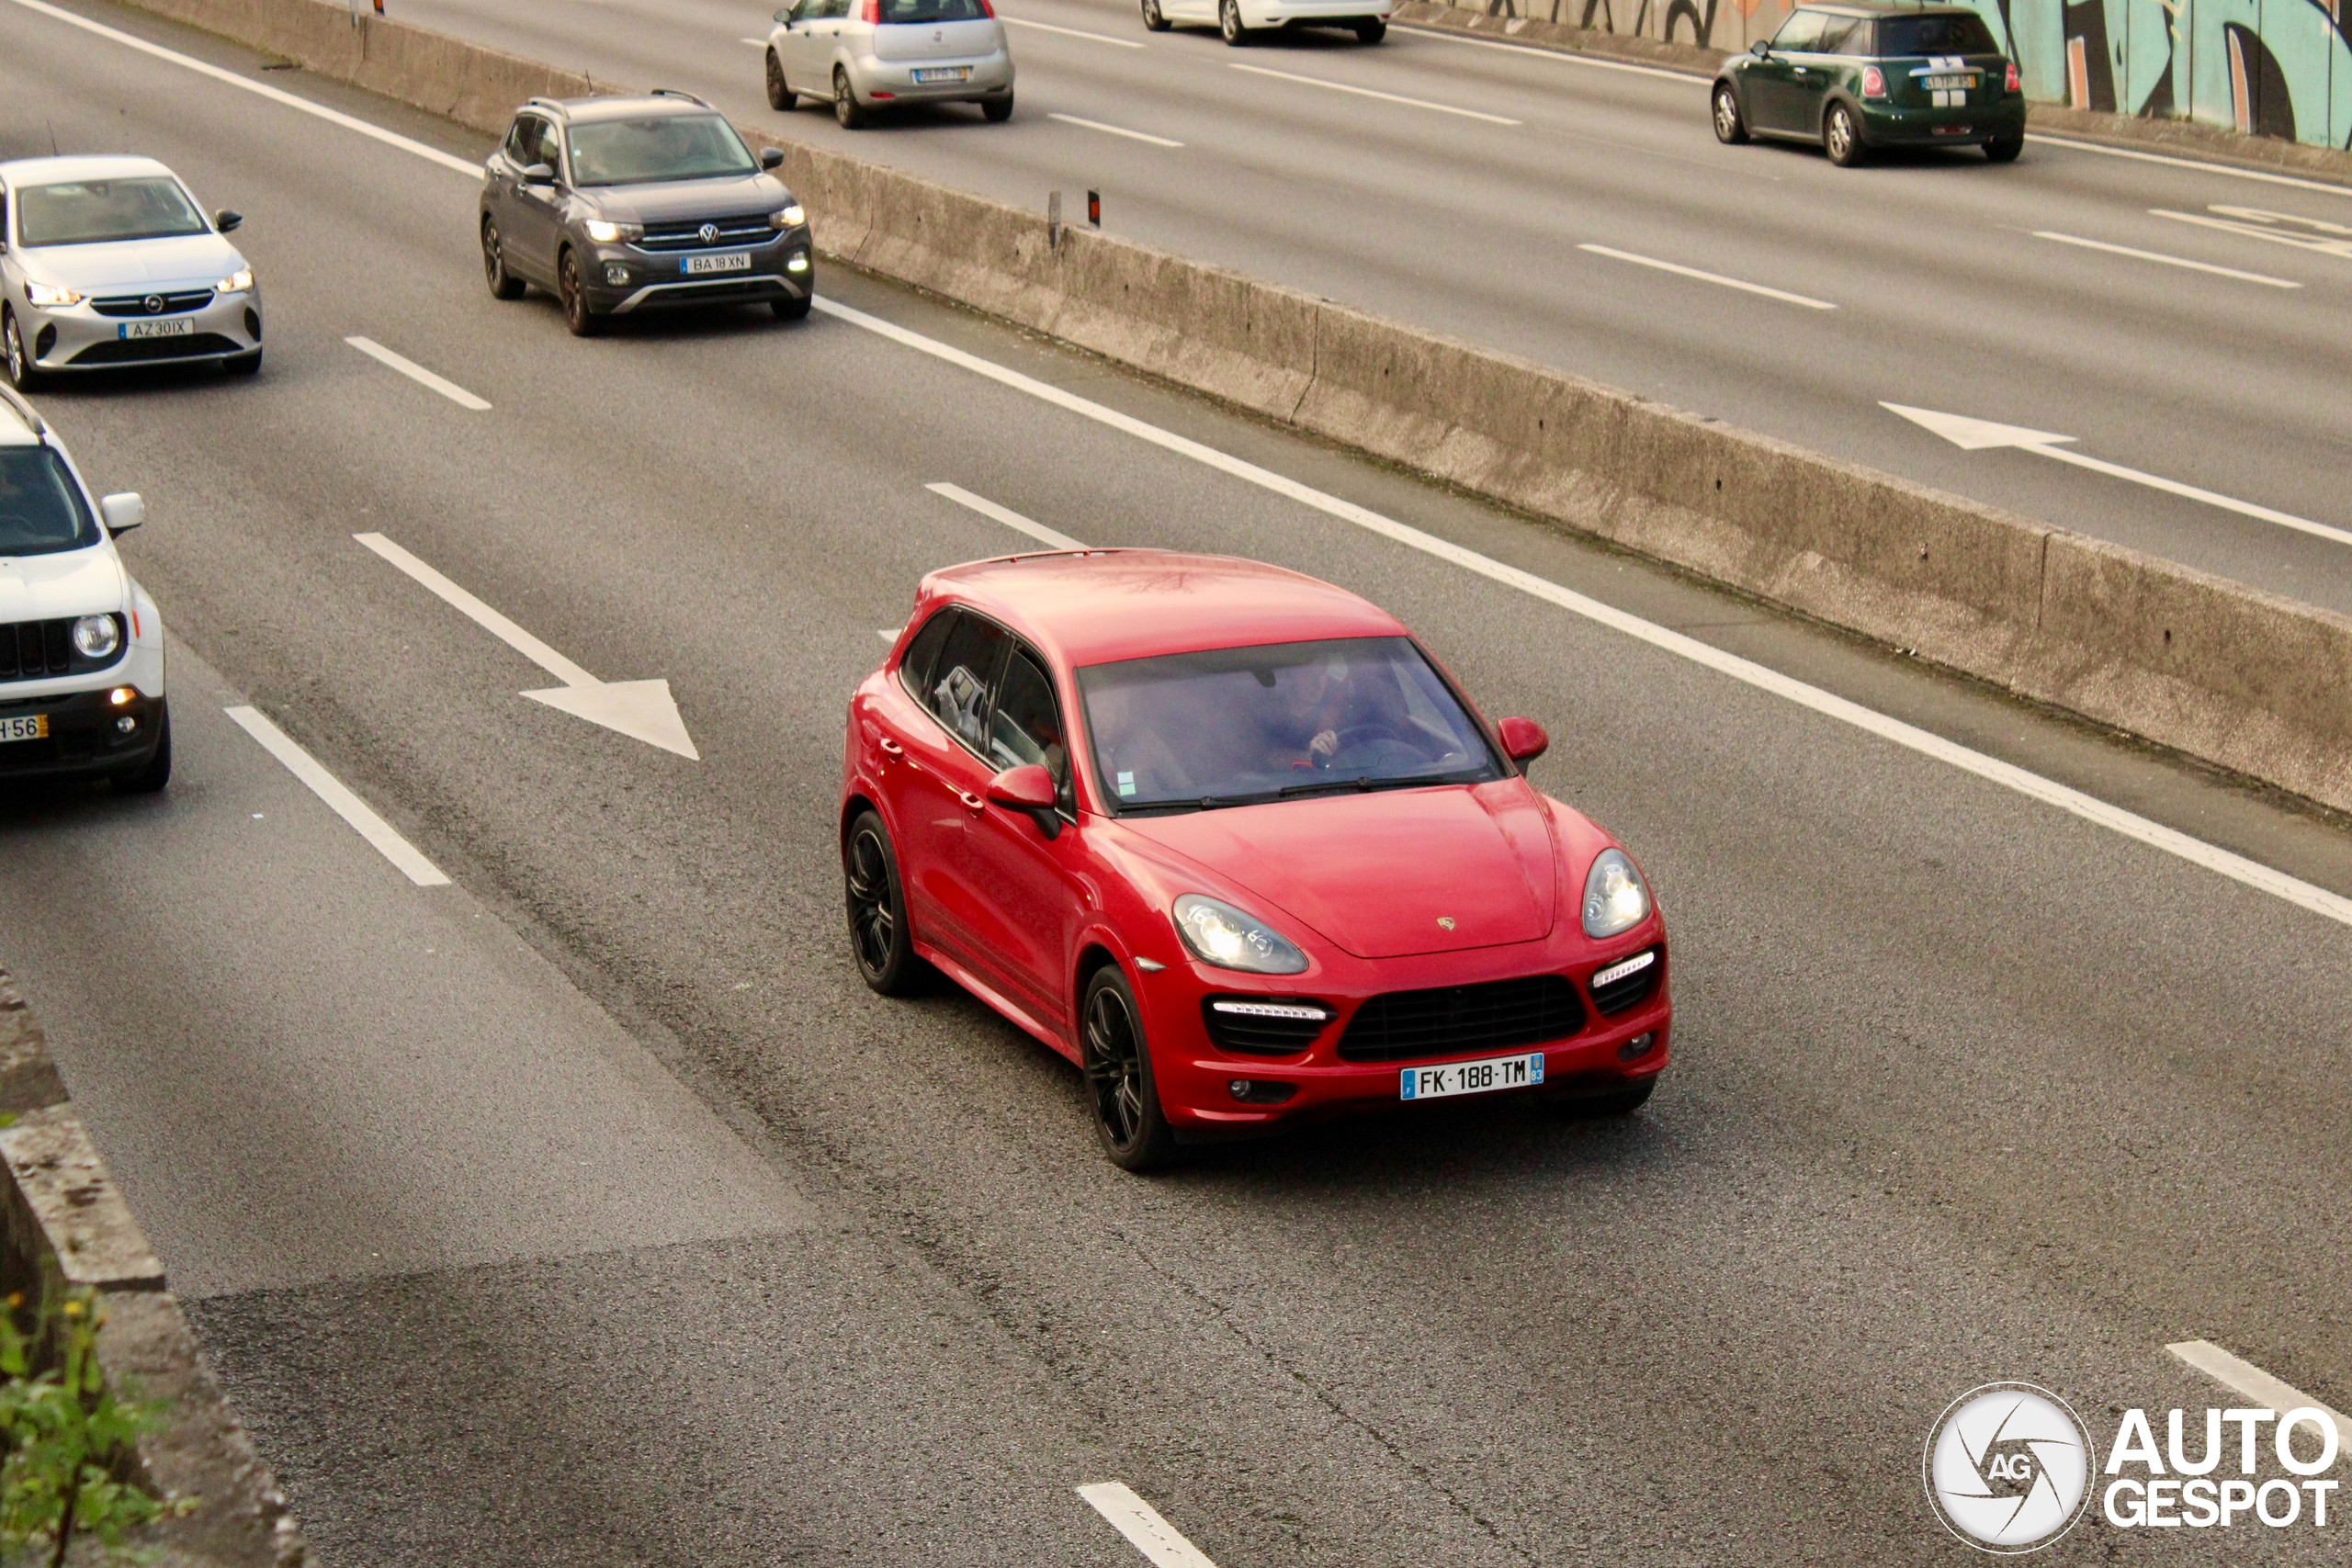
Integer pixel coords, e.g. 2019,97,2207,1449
956,789,986,812
876,736,904,758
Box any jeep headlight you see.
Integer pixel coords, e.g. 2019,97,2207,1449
1173,895,1307,975
213,268,254,294
582,219,642,243
71,615,121,660
1581,849,1651,939
25,281,83,308
771,204,806,229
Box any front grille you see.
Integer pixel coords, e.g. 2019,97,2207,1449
0,617,124,682
1202,997,1332,1055
1588,948,1661,1015
90,289,215,318
1337,976,1585,1064
635,214,776,253
68,333,239,365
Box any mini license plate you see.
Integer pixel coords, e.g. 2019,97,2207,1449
1924,72,1977,89
119,318,195,340
1399,1051,1544,1101
682,252,752,275
0,714,51,743
913,65,972,83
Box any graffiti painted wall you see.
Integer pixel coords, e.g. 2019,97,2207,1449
1463,0,2352,147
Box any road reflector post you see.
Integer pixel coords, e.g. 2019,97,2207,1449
1088,188,1101,227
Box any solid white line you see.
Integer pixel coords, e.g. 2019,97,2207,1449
1577,243,1837,310
2,0,481,175
2167,1341,2352,1456
353,532,597,687
2031,230,2300,287
1392,21,1712,82
1047,112,1182,147
2149,205,2352,257
224,705,450,886
345,337,494,409
1228,62,1521,124
1079,1483,1217,1568
2028,132,2352,199
811,293,2352,932
1001,15,1147,47
927,481,1088,549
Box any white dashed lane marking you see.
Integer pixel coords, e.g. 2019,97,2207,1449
927,481,1088,550
1577,243,1838,310
345,336,493,410
225,705,450,886
1079,1483,1218,1568
2168,1341,2352,1455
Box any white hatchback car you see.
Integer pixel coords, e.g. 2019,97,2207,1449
0,386,168,791
1143,0,1390,42
764,0,1015,128
0,155,262,389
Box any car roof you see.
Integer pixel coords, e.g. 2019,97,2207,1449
0,154,177,188
1791,2,1980,14
543,92,720,124
922,551,1409,671
0,397,40,446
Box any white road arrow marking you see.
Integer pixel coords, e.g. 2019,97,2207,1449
354,533,700,759
1881,402,2352,549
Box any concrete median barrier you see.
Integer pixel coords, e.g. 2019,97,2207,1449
104,0,2352,816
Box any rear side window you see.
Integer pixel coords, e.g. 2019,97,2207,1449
1878,12,1999,54
1821,16,1871,52
878,0,989,19
921,612,1010,751
899,607,959,701
0,448,99,557
1770,9,1827,49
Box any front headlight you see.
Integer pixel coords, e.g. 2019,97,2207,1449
582,219,642,243
1173,894,1308,975
71,615,121,661
1581,849,1652,939
772,204,807,229
213,268,254,294
24,281,83,308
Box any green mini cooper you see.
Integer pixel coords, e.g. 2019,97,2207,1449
1711,3,2025,166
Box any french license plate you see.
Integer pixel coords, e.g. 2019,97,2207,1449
0,714,50,743
913,65,971,83
1399,1051,1544,1101
119,318,195,340
682,252,752,275
1925,73,1976,89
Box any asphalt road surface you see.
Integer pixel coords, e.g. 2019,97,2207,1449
375,0,2352,619
2,2,2350,1563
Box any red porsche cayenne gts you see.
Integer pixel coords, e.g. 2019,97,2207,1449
840,551,1670,1169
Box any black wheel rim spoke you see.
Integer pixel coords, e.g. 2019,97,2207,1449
846,830,895,973
1084,989,1143,1146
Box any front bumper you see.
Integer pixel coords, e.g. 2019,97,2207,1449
17,286,261,372
0,686,167,782
847,50,1014,104
1858,98,2025,145
581,231,816,315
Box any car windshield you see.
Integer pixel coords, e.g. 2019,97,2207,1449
0,448,99,558
566,115,758,186
1078,637,1501,814
16,177,208,247
878,0,990,19
1878,12,1999,53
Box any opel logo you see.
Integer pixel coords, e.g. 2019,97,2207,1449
142,295,164,314
697,222,719,245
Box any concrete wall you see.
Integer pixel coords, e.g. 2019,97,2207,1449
101,0,2352,815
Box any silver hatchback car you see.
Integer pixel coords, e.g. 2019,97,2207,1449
764,0,1014,129
1,156,262,389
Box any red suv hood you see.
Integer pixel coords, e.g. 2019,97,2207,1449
1121,782,1557,959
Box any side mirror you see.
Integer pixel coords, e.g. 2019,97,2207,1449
214,209,243,233
759,147,786,171
1497,716,1549,765
774,6,792,21
521,163,556,185
1749,39,1770,55
987,763,1062,839
99,492,145,536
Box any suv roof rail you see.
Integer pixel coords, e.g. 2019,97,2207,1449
0,383,46,438
648,87,711,107
526,96,565,113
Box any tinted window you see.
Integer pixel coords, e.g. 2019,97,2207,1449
1820,16,1870,52
1878,12,1999,53
899,607,958,701
17,177,208,247
0,448,99,557
503,116,539,164
1078,637,1501,814
878,0,990,19
566,115,758,186
1770,9,1828,49
922,612,1009,751
989,650,1072,811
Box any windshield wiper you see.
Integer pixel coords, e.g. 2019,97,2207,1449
1115,793,1276,816
1278,772,1473,798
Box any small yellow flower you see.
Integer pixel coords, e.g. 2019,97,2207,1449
61,1300,83,1317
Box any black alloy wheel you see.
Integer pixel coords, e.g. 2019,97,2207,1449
1712,82,1748,144
766,49,794,110
558,248,605,336
111,713,172,795
482,218,526,299
3,310,40,391
1984,132,2023,163
844,811,922,993
834,67,869,129
1141,0,1170,29
1219,0,1250,45
1353,17,1385,41
1824,101,1864,166
1081,967,1176,1172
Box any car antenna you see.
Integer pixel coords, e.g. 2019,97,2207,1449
46,118,58,156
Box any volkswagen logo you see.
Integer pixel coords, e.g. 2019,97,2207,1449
697,222,719,245
1924,1383,2096,1553
142,294,164,314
